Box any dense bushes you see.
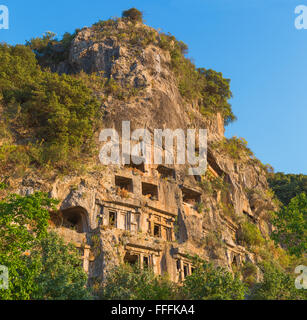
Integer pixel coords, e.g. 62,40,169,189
213,136,254,160
98,264,178,300
268,172,307,206
0,192,91,300
0,44,101,174
98,254,306,300
249,262,307,300
157,32,235,124
268,173,307,257
31,232,92,300
271,193,307,257
237,221,265,248
26,30,79,64
182,261,247,300
98,261,247,300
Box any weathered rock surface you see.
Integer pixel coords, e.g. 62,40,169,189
13,20,276,283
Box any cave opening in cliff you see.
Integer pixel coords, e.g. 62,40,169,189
232,255,240,268
124,252,139,265
124,211,131,231
115,176,133,192
125,161,145,173
183,264,189,278
143,256,149,267
157,165,175,179
142,182,159,200
60,207,89,233
153,224,161,237
176,259,181,271
109,211,117,227
181,187,201,205
123,153,145,172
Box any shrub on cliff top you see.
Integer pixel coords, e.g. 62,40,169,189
122,8,143,23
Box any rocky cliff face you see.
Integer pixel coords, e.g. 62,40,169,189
14,19,276,283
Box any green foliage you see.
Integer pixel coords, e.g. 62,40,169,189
268,172,307,206
271,193,307,257
182,261,248,300
92,17,157,50
249,262,307,300
122,8,143,23
237,221,265,248
198,172,229,200
198,69,235,125
0,192,57,299
162,35,235,124
26,31,57,52
0,44,101,174
26,30,79,64
196,201,205,213
98,264,178,300
31,232,92,300
241,261,258,287
96,259,306,301
0,192,91,300
214,137,254,160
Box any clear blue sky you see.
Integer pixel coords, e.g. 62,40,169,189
1,0,306,174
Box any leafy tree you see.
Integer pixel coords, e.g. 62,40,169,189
198,68,236,125
268,172,307,206
31,232,92,300
0,192,57,299
0,192,91,300
249,262,307,300
215,137,254,160
122,8,143,23
271,193,307,257
25,31,57,52
182,261,248,300
0,44,101,173
98,264,178,300
26,30,80,64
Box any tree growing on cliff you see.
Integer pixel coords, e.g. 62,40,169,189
122,8,143,23
268,172,307,206
0,192,91,300
0,44,101,175
0,192,57,299
249,262,307,300
31,232,92,300
271,193,307,257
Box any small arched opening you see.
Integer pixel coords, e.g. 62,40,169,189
59,206,89,233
